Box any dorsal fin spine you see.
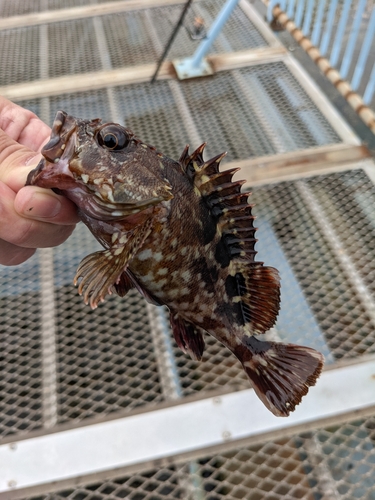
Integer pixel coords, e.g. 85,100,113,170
179,144,190,167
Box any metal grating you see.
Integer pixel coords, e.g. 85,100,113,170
158,63,342,161
0,254,43,439
1,1,375,499
0,0,269,86
3,57,373,433
251,169,375,362
53,226,164,425
171,169,375,396
30,62,342,158
0,0,134,18
47,19,103,78
22,415,375,500
0,26,41,86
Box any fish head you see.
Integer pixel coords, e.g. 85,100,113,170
27,111,173,220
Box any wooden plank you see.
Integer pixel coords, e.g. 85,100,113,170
0,47,287,102
0,0,186,31
223,143,372,187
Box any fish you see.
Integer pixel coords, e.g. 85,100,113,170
27,110,324,417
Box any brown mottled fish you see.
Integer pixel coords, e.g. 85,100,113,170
27,111,324,416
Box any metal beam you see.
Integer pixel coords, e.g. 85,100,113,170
1,357,375,499
0,47,287,102
0,0,187,31
223,143,372,187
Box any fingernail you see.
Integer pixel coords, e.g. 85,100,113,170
24,192,62,219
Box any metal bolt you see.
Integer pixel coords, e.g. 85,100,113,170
222,430,231,440
9,443,17,451
212,396,221,405
8,480,17,489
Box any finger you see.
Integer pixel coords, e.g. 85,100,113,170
0,181,76,249
15,186,80,225
0,129,41,189
0,239,36,266
0,97,51,152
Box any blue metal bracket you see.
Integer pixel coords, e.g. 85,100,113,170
173,0,240,80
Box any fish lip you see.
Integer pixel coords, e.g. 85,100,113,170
41,111,77,164
26,114,77,189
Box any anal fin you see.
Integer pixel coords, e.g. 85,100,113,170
113,271,134,297
170,313,205,361
234,336,324,416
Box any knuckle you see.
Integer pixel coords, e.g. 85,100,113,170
9,219,36,247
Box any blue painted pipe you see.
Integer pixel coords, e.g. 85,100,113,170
190,0,240,68
341,0,367,78
320,0,339,56
311,0,327,47
302,0,315,36
351,5,375,91
330,0,353,67
363,61,375,105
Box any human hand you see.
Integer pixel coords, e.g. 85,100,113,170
0,97,79,266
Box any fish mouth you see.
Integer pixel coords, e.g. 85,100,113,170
26,111,78,190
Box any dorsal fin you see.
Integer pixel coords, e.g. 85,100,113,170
179,143,207,178
179,144,281,335
184,147,258,263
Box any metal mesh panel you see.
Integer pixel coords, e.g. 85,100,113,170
53,226,164,424
2,2,375,499
0,0,43,17
0,69,373,434
251,170,375,362
173,332,249,397
42,62,341,161
163,63,342,162
101,0,268,69
23,416,375,500
0,0,268,86
0,254,43,439
47,19,102,78
0,0,134,17
48,90,112,124
0,26,41,86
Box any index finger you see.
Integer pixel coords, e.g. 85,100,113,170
0,97,51,152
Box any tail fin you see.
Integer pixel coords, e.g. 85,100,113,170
235,337,324,416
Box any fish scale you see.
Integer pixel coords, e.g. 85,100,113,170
27,110,324,417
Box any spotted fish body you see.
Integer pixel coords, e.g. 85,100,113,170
27,111,324,417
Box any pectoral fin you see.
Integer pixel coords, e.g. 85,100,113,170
74,219,152,308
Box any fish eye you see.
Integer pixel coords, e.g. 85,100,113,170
97,125,129,151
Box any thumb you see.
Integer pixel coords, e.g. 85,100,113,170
0,128,80,225
0,128,41,192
